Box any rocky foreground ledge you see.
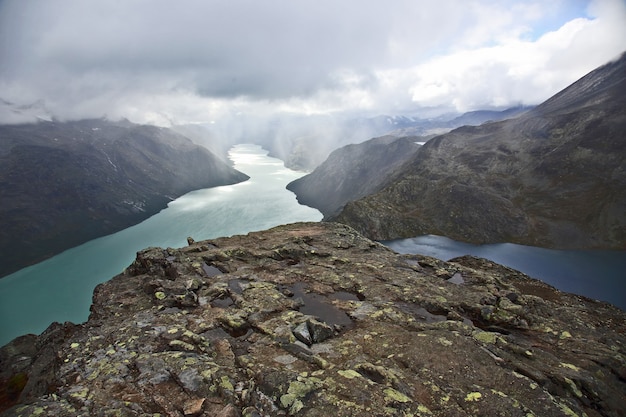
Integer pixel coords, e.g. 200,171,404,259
1,222,624,416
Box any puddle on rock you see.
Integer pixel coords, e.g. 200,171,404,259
210,279,247,308
287,283,357,329
332,291,365,301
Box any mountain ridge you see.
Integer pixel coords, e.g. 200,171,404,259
330,53,626,249
0,119,249,277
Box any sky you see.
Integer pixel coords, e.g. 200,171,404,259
0,0,625,127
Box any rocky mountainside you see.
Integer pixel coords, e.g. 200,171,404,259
286,136,421,219
334,53,626,249
1,222,624,416
256,108,530,172
0,119,249,277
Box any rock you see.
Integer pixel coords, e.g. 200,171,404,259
183,397,205,416
1,222,624,416
292,322,312,346
306,318,334,343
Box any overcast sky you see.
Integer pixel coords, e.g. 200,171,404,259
0,0,625,126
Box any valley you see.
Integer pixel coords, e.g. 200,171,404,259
0,119,249,277
291,53,626,250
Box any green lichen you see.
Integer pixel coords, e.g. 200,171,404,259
465,391,482,402
473,331,497,344
437,337,453,347
557,401,582,417
169,339,196,352
154,291,166,300
338,369,362,379
560,362,580,372
383,387,412,403
279,378,322,413
28,407,46,417
219,375,234,391
564,377,583,398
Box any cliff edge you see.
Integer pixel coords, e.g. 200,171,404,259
1,222,624,416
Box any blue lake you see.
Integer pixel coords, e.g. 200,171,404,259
383,235,626,310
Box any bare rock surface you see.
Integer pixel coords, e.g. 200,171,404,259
1,222,624,416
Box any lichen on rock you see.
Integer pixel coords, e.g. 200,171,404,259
1,222,625,416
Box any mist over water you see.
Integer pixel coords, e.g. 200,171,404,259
384,235,626,310
0,144,322,346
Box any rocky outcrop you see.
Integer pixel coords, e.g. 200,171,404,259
286,136,421,219
0,119,249,277
1,222,624,416
333,53,626,249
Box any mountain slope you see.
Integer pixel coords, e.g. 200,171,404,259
286,135,421,218
334,53,626,249
0,119,249,277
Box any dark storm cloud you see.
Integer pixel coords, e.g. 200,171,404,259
0,0,398,99
0,0,624,125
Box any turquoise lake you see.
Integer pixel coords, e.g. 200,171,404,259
1,144,624,346
0,144,322,345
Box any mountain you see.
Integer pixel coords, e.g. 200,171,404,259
286,135,421,218
0,119,249,277
387,106,531,137
252,107,531,172
1,222,624,416
333,53,626,249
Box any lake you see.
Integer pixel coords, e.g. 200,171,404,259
0,144,322,346
383,235,626,310
1,144,624,346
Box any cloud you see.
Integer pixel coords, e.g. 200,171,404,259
0,0,625,126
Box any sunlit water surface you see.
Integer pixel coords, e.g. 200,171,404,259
0,144,322,345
